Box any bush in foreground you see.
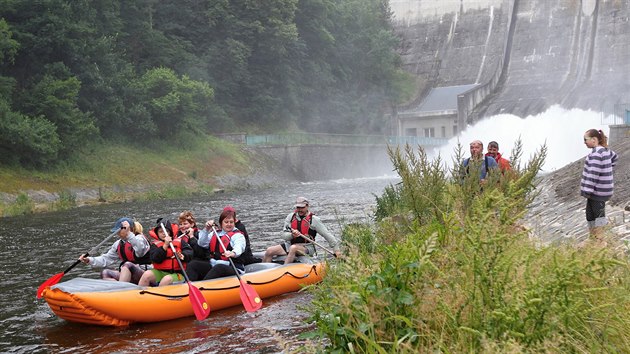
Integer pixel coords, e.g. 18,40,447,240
304,143,630,352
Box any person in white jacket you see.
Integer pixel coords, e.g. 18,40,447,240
79,217,151,284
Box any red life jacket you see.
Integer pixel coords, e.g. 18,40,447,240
151,238,185,271
290,212,317,245
116,236,151,265
209,230,239,261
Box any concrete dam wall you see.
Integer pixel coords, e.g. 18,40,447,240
249,0,629,182
392,0,630,121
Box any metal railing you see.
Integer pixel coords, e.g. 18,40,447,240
602,103,630,125
244,133,448,147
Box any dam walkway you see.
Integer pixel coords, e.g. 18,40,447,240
218,133,447,181
222,132,448,147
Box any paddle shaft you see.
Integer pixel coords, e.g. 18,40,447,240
37,228,121,298
211,227,262,312
211,228,246,281
296,233,337,257
88,229,122,255
160,223,211,320
62,259,83,275
75,229,125,269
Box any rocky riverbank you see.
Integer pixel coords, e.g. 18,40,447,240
0,147,298,215
525,138,630,248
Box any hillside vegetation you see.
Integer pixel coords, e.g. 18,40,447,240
304,143,630,352
0,0,412,168
0,135,248,216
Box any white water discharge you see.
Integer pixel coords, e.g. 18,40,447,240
429,105,614,172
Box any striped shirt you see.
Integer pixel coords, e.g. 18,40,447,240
580,146,618,201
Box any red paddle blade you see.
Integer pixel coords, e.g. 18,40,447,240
36,272,64,299
187,283,211,320
238,280,262,312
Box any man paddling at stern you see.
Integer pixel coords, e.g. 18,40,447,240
262,197,341,263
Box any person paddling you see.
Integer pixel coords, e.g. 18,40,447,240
186,205,262,281
223,205,261,265
79,217,151,284
198,208,248,280
262,197,341,264
138,218,193,287
177,211,209,262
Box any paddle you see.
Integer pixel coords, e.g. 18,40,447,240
211,228,262,312
160,223,211,321
296,233,338,258
285,226,338,258
37,229,119,298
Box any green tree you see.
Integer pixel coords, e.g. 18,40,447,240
1,1,139,143
0,15,60,166
17,64,97,156
0,99,61,166
200,0,300,127
129,67,220,140
0,17,19,100
0,0,411,167
293,0,409,133
0,18,18,65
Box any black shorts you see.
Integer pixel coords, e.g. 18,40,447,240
280,242,315,255
585,198,606,222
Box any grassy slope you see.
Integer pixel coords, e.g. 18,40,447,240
0,135,248,213
304,144,630,352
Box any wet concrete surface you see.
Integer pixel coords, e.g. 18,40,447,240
393,0,630,119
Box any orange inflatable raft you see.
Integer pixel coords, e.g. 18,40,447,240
42,261,324,326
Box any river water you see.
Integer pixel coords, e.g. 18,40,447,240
0,176,397,353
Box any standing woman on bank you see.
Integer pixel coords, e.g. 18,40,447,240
581,129,618,243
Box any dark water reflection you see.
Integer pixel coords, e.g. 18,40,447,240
0,176,397,353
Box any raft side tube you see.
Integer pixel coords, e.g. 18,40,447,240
51,277,141,293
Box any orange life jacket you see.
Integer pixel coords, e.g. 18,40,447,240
151,238,185,271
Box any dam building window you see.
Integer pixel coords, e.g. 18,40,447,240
424,127,435,138
405,128,417,136
453,125,458,135
441,126,446,138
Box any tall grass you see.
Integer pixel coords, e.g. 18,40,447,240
0,134,243,215
2,193,34,216
135,184,213,201
51,189,77,211
0,135,246,194
305,142,630,352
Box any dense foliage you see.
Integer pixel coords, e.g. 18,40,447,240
0,0,412,167
306,144,630,352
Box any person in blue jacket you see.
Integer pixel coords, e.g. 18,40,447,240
462,140,498,183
